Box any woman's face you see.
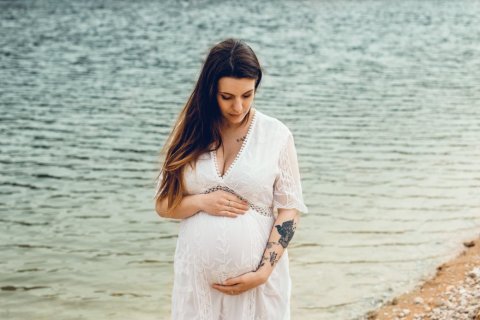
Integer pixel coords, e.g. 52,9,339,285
216,77,256,126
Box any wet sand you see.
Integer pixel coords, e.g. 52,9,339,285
365,235,480,320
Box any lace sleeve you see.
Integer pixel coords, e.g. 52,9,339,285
273,132,308,213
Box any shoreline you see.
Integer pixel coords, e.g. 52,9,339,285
364,235,480,320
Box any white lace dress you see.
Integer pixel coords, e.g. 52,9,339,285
155,109,308,320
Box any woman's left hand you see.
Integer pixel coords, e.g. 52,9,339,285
212,270,268,296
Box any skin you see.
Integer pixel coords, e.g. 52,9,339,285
155,76,300,296
216,76,256,130
215,76,256,177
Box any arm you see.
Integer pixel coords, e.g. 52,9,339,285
155,194,205,219
155,190,249,220
212,208,299,295
256,208,299,278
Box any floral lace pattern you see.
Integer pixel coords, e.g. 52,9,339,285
273,132,308,213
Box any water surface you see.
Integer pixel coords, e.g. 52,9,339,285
1,0,480,319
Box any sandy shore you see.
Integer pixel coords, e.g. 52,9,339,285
364,235,480,320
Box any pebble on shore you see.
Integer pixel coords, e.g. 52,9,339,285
364,235,480,320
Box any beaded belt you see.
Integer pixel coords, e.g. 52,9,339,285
203,185,274,217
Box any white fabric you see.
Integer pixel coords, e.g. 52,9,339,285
155,109,307,320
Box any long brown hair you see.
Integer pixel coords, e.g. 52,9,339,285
155,38,263,213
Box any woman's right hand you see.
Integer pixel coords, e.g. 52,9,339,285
200,190,249,218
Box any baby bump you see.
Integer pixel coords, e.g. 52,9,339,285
177,209,273,284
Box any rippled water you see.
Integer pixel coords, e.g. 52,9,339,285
1,0,480,319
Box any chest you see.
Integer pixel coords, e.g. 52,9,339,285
183,143,279,197
215,136,245,177
182,113,287,197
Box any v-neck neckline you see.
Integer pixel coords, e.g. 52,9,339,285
211,109,258,180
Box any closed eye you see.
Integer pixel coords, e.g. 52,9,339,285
221,94,252,100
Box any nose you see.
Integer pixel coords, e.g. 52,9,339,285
232,98,243,112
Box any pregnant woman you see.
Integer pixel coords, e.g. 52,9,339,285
154,38,308,320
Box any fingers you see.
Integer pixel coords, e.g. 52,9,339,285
229,200,249,212
225,197,249,212
227,206,248,215
218,210,239,218
216,199,248,218
223,277,241,286
212,283,243,296
218,191,249,209
210,191,250,217
219,207,247,218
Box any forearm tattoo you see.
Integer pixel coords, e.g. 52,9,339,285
266,241,279,249
257,219,297,270
274,219,297,248
258,251,279,268
269,251,278,266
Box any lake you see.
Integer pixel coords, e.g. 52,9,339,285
1,0,479,319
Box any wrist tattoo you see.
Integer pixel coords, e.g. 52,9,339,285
257,220,297,270
269,251,278,266
274,219,297,248
257,251,279,269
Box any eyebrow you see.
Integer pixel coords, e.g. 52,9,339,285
219,89,254,96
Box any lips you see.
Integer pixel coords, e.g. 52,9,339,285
229,113,243,117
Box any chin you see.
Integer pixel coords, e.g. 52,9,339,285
225,113,246,124
231,115,245,122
